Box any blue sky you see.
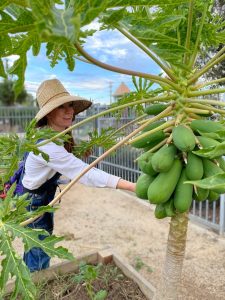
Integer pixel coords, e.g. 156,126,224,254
9,24,161,105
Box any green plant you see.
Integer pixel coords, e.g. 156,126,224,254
73,262,107,300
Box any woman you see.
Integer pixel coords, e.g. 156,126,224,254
22,78,136,272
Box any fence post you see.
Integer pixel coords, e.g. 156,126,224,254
219,194,225,235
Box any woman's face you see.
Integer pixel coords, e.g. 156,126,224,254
46,102,75,131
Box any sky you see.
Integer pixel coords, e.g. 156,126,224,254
10,24,161,105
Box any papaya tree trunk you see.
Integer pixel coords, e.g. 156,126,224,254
154,212,189,300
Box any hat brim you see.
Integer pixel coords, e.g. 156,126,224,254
35,95,92,121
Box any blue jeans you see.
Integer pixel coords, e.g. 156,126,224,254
23,191,55,272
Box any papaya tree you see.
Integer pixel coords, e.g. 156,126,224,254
1,1,225,300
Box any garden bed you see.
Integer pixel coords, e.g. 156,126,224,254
5,249,155,299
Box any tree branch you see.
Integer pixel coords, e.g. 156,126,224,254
74,42,183,92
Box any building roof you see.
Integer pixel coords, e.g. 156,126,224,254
112,82,130,96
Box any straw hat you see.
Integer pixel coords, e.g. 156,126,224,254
35,79,92,121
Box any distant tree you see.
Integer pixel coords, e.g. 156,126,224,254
199,0,225,85
0,78,33,106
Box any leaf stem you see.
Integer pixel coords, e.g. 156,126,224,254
184,98,225,107
188,4,207,68
74,42,183,92
105,114,147,141
184,107,210,115
184,0,194,65
191,102,225,114
116,23,178,82
188,52,225,85
188,87,225,97
196,77,225,88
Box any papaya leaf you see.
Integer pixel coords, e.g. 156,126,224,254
72,0,107,27
197,130,225,141
0,1,29,10
46,42,76,71
0,58,6,78
4,222,74,260
8,54,27,97
31,33,41,56
107,0,189,6
0,34,12,55
36,5,81,44
193,142,225,159
0,230,36,300
186,174,225,191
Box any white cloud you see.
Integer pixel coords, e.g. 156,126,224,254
5,55,20,67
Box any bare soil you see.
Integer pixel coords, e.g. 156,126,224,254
13,183,225,299
37,263,147,300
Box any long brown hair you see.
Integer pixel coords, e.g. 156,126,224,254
36,117,75,153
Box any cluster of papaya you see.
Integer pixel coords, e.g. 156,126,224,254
133,103,225,219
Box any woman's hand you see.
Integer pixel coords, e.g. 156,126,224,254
116,179,136,193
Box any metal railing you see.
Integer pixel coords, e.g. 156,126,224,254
0,107,224,234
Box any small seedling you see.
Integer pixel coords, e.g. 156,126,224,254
73,262,107,300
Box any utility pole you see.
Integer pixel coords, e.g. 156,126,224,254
109,81,113,104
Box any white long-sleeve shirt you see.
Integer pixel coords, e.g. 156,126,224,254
22,141,120,190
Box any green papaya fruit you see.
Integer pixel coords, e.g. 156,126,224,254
142,120,166,132
196,136,220,148
154,203,167,219
137,152,157,176
190,120,225,133
164,198,175,217
151,144,177,172
131,130,166,149
172,125,196,151
186,152,203,180
194,187,209,202
208,190,220,202
148,159,182,204
144,104,168,116
203,159,225,194
217,156,225,172
136,173,155,200
174,169,193,213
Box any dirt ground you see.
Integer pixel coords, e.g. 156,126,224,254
46,183,225,300
13,183,225,299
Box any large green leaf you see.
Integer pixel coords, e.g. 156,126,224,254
107,0,189,6
5,222,74,260
0,1,29,10
186,173,225,191
8,54,27,97
193,142,225,159
0,58,6,78
0,9,35,34
197,130,225,141
46,42,76,71
0,229,36,300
